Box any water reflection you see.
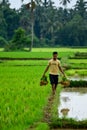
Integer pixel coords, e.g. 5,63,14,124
68,76,87,81
58,88,87,121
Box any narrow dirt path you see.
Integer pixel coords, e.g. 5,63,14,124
43,94,55,126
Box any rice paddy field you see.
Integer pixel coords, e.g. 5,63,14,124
0,65,51,130
0,48,87,58
0,48,87,130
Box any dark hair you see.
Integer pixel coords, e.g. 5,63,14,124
53,52,58,55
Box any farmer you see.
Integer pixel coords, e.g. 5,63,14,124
42,52,66,95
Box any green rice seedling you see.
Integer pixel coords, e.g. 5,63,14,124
0,65,51,130
66,69,87,76
35,122,50,130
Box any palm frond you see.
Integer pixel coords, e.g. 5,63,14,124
21,0,24,2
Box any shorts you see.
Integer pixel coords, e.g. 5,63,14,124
49,74,59,85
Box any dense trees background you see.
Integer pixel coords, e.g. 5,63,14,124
0,0,87,50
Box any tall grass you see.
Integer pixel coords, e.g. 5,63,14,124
0,65,51,130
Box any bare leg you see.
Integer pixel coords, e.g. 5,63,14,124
52,84,58,95
55,84,58,90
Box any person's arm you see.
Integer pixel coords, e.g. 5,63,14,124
58,64,66,77
42,65,50,77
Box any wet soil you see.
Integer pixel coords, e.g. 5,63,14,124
43,94,55,124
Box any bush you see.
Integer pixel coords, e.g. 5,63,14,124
27,35,39,47
5,28,25,51
5,27,31,51
0,36,8,47
69,80,87,87
4,27,40,51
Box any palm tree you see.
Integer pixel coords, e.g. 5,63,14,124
75,0,87,18
59,0,71,25
59,0,71,8
43,0,48,7
21,0,41,51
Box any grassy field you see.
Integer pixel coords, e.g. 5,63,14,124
0,65,51,130
1,47,87,52
0,47,87,130
69,59,87,63
0,48,87,58
0,51,73,58
30,48,87,52
0,60,47,66
68,59,87,69
66,69,87,76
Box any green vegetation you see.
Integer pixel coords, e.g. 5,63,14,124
51,86,62,120
0,47,87,129
0,0,87,50
69,63,87,69
0,47,87,59
0,51,73,59
5,28,40,51
0,60,47,66
5,28,31,51
0,65,51,130
70,52,87,59
69,80,87,87
0,48,4,51
50,118,87,129
69,59,87,63
40,75,48,86
35,122,50,130
66,69,87,76
0,36,8,47
31,48,87,52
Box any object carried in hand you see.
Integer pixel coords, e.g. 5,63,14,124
40,75,48,86
60,77,70,87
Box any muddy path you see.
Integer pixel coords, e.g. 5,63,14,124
43,94,55,124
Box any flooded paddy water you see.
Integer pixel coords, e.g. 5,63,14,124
68,76,87,81
58,88,87,121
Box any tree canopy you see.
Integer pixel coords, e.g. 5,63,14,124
0,0,87,50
